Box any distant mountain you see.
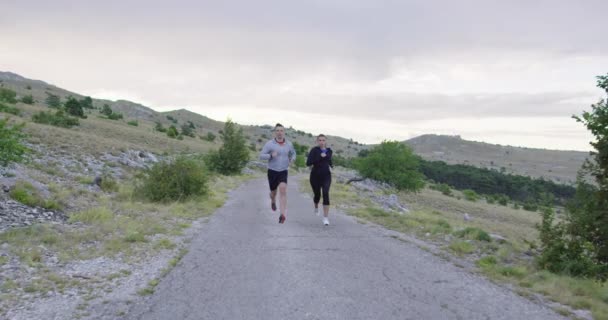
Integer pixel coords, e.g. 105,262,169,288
405,134,589,184
0,71,364,157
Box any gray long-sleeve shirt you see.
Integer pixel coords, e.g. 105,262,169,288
259,139,296,172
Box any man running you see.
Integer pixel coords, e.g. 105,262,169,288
306,134,333,226
259,123,296,224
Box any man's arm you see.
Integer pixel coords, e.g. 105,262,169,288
289,142,297,162
328,149,334,168
259,142,272,160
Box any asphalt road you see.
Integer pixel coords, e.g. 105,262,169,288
126,176,564,320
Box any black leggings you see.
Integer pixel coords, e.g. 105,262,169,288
310,174,331,206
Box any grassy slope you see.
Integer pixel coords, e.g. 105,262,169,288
300,174,608,320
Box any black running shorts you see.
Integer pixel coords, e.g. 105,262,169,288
267,169,288,191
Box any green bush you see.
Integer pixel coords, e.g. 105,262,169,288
101,104,113,116
523,202,538,212
108,112,123,120
0,88,17,103
292,141,309,168
64,96,85,118
8,181,59,209
166,125,179,138
154,122,167,132
80,96,94,109
32,110,79,128
476,256,498,268
45,93,61,108
136,157,209,202
206,120,249,175
127,120,139,126
454,227,492,242
100,174,118,192
202,132,216,142
180,123,195,137
20,94,34,105
354,141,424,191
435,183,452,196
0,119,27,166
0,102,20,115
462,189,479,202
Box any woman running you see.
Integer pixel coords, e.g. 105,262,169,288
306,134,333,226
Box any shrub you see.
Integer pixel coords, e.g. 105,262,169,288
0,102,20,115
449,241,476,255
8,181,58,209
45,93,62,108
292,141,309,168
201,132,216,142
476,256,498,268
180,123,195,137
435,183,452,196
497,194,510,206
80,96,94,109
108,112,123,120
20,94,35,105
523,202,538,212
206,120,249,175
0,119,27,166
462,189,479,202
454,227,492,242
0,88,17,103
101,104,113,116
354,141,424,191
135,157,209,202
127,120,139,126
64,96,85,117
166,125,179,138
100,174,118,192
32,110,79,128
154,122,167,132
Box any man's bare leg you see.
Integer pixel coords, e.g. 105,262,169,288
279,182,287,216
270,190,277,211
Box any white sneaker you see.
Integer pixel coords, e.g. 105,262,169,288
314,207,319,215
323,217,330,226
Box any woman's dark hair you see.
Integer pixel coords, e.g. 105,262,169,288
274,123,284,130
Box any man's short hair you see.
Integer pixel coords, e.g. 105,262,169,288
274,123,284,130
317,134,326,139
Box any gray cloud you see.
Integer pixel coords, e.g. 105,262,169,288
1,0,607,150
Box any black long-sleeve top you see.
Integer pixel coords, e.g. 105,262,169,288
306,147,333,176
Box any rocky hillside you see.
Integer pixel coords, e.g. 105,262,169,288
0,71,364,157
405,134,589,184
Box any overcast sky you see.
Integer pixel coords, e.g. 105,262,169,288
2,0,607,151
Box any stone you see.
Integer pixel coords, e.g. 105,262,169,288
490,234,508,243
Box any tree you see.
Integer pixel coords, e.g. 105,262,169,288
355,141,424,191
537,74,608,280
20,94,34,105
0,119,27,166
45,92,61,108
80,96,94,109
207,120,249,175
64,96,85,117
101,104,113,116
181,123,195,137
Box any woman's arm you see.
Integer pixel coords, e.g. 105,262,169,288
306,148,319,166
